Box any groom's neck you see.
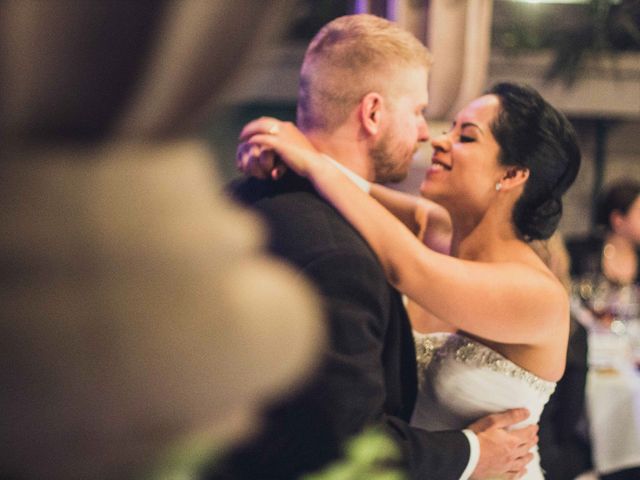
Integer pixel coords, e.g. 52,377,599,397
305,128,375,182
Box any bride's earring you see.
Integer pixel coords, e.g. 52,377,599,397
495,182,502,191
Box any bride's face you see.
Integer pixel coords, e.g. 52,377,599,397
419,94,505,217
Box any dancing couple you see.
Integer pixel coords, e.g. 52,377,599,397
209,13,580,480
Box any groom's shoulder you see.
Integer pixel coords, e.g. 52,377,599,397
229,174,337,225
228,173,316,207
228,175,376,259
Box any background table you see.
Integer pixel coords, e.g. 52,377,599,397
586,364,640,475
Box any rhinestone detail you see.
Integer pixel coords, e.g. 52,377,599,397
414,333,556,396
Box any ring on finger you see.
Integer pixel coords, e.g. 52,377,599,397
268,123,280,135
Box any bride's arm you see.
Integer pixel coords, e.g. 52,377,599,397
240,119,567,345
370,184,427,235
370,185,452,254
315,164,566,345
237,120,452,254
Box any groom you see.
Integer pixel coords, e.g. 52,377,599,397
208,14,536,480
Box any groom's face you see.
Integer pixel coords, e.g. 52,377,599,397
370,65,430,184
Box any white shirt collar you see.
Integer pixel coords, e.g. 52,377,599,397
324,155,371,193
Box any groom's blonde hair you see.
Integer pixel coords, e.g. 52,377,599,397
297,14,432,133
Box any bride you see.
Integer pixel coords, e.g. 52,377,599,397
237,82,581,479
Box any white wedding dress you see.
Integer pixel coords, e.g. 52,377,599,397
411,332,557,479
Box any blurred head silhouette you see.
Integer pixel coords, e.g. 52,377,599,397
0,2,323,479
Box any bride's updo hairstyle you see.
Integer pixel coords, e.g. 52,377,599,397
487,82,581,241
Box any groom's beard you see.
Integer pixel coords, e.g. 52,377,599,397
370,127,416,184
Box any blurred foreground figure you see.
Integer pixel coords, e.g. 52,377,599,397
0,1,322,479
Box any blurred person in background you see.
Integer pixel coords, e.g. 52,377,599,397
566,180,640,480
568,180,640,329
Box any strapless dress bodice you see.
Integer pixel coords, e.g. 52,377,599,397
411,332,556,479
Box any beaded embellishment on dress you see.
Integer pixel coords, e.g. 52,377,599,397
414,333,556,396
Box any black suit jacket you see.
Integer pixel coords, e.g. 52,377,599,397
205,173,469,480
538,319,592,479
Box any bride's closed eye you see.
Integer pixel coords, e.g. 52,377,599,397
460,135,475,143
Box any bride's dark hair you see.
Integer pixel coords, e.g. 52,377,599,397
487,82,581,241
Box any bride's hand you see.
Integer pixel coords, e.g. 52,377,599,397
237,117,324,180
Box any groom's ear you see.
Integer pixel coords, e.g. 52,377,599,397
359,92,384,136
